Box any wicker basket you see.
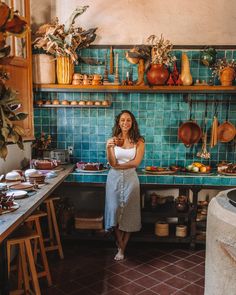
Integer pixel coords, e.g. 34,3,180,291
75,211,103,230
155,221,169,237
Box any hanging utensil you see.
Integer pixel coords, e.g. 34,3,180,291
178,100,202,148
210,100,219,148
109,46,114,74
197,101,211,159
217,101,236,143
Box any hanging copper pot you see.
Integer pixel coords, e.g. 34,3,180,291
218,102,236,143
178,101,202,147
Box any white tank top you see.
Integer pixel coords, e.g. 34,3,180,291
114,146,136,164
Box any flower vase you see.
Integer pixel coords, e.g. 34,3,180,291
56,56,74,84
220,67,235,86
146,64,169,86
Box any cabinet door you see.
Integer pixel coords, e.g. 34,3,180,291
3,0,34,141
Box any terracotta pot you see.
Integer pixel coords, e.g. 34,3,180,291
146,64,169,85
220,67,235,86
56,56,74,84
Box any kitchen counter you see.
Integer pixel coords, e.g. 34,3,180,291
66,169,236,187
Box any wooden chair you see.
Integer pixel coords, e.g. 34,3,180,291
7,226,42,295
43,196,64,259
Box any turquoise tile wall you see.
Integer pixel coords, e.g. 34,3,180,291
34,49,236,168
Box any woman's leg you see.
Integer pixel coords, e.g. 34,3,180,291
114,228,131,260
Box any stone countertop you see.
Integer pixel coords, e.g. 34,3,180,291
0,164,74,243
66,168,236,187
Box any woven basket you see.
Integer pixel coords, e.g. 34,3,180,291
75,211,103,230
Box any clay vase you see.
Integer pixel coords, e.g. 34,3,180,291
56,56,74,84
146,64,169,86
220,67,235,86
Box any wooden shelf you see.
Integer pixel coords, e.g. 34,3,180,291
33,84,236,94
34,103,112,108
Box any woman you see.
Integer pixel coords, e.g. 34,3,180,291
105,110,145,260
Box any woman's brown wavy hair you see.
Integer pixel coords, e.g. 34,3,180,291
112,110,145,144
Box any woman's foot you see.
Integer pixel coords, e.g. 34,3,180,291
114,248,124,261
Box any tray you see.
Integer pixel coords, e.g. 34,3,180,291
9,182,34,191
75,168,108,173
143,169,176,175
184,171,213,176
1,202,20,214
219,171,236,176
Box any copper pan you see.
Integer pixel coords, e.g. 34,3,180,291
178,101,202,147
218,102,236,143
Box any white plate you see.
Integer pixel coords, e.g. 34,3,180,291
75,168,108,173
6,190,28,199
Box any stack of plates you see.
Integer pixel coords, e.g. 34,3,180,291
29,173,46,184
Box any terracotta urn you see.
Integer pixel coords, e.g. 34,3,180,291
220,67,235,86
146,64,169,86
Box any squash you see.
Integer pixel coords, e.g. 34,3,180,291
180,52,193,86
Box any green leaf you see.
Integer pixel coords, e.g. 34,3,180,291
16,136,24,150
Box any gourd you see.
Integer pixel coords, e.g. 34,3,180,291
180,52,193,86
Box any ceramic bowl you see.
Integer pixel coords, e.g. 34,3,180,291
5,171,21,181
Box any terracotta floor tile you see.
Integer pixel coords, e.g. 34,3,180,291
134,275,160,288
188,264,205,276
119,282,146,294
162,265,185,275
88,281,115,294
56,280,82,293
186,254,204,264
134,263,157,275
149,269,172,282
164,276,189,289
106,274,131,288
148,258,169,269
137,290,159,295
170,250,191,258
181,283,204,295
177,270,202,283
194,277,205,288
160,255,181,263
174,259,195,270
121,269,144,280
150,282,178,294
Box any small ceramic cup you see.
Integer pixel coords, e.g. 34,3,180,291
92,80,102,86
93,74,102,80
114,137,124,147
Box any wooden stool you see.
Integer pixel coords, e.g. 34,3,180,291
43,196,64,259
7,226,42,295
25,211,52,286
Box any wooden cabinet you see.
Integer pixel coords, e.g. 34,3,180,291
3,0,34,141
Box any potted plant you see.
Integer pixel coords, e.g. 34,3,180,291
211,58,236,86
146,34,176,85
0,2,29,160
33,6,97,84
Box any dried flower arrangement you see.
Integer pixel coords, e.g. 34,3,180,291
33,6,97,63
211,58,236,79
32,132,52,152
0,2,29,160
146,34,176,66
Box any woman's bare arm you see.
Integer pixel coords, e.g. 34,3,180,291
106,137,117,167
113,139,145,169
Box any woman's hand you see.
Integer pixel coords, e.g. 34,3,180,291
106,137,115,149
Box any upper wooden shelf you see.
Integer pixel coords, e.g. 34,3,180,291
33,84,236,94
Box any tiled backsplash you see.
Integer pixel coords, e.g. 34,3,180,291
34,48,236,168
